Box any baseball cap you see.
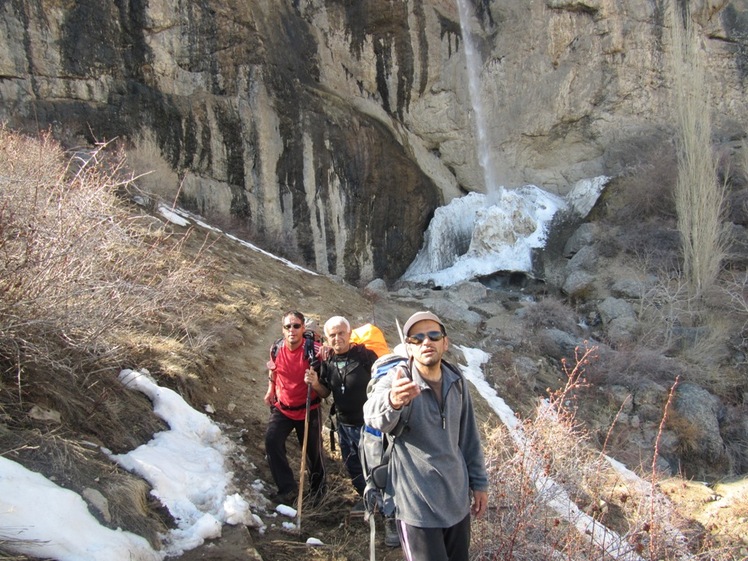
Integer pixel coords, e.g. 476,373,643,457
402,311,446,337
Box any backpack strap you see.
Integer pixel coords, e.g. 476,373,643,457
270,338,282,359
328,402,337,452
303,330,319,369
268,333,319,369
384,357,414,454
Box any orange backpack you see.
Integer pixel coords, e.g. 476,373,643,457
350,323,390,357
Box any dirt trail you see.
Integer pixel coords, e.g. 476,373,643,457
174,229,421,560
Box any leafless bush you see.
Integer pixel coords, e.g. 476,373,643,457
0,126,221,555
0,126,217,399
602,141,678,225
589,348,690,389
616,222,682,275
521,297,581,334
633,269,734,380
636,274,702,351
472,345,698,561
473,347,700,560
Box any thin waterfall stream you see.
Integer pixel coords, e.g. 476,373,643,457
456,0,502,199
401,2,608,288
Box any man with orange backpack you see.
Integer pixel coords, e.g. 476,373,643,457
305,317,379,509
264,311,327,506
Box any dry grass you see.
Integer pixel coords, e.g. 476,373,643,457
0,126,218,386
472,347,746,561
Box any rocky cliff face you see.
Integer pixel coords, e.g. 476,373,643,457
1,0,747,284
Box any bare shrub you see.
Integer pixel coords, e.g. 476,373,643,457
634,271,734,379
0,126,218,412
602,140,678,225
669,3,727,297
521,297,581,334
716,139,748,191
636,273,701,351
589,348,690,388
678,317,731,369
472,345,697,561
616,221,682,275
0,126,226,553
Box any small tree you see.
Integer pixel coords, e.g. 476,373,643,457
669,1,726,298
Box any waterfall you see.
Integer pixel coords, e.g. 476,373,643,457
400,3,610,287
456,0,501,198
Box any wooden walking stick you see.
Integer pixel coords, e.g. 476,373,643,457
296,381,312,531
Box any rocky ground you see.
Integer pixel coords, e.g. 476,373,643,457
147,216,748,561
3,199,748,561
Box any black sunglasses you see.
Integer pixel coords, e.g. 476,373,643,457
284,323,303,330
405,330,445,344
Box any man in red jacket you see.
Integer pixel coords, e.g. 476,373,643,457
264,311,327,505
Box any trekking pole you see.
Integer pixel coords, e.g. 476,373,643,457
296,382,312,531
369,511,376,561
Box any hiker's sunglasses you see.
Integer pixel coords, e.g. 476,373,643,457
405,331,446,345
284,323,303,330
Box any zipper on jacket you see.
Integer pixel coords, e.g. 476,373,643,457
427,372,454,430
440,381,451,429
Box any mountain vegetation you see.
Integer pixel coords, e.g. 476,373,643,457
1,115,747,561
2,3,748,560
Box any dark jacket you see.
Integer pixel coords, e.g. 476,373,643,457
319,343,378,425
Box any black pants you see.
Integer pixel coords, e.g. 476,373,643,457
398,513,471,561
265,405,326,496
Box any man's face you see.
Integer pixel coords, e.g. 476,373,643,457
325,323,351,355
282,315,304,349
406,319,448,368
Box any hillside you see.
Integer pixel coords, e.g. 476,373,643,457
2,130,748,561
149,217,427,561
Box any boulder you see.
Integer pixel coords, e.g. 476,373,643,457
671,383,730,478
597,297,636,325
563,223,597,257
562,270,596,298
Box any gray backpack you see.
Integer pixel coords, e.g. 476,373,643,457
359,353,410,516
360,354,463,515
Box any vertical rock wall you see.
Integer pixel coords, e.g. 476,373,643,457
0,0,746,284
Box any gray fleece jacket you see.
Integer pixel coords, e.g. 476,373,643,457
362,360,488,528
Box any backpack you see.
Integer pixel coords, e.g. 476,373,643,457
360,355,464,516
359,353,411,517
350,323,390,357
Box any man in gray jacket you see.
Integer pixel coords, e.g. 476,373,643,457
363,311,488,561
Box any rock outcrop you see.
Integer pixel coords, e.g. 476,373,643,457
1,0,747,284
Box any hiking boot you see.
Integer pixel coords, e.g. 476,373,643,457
350,498,366,517
384,517,400,548
272,489,297,506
